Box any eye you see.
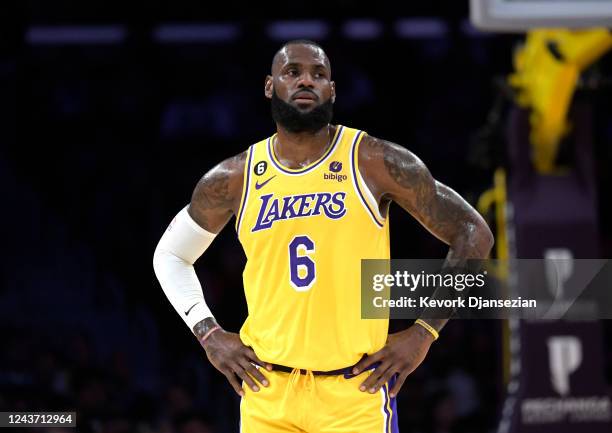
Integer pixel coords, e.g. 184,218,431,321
287,69,298,76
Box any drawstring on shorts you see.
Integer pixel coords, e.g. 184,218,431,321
288,368,317,395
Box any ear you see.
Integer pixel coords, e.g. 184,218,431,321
264,75,273,99
330,80,336,104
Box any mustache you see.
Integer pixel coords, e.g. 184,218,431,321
292,89,318,100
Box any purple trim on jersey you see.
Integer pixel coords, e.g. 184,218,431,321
235,144,254,234
350,130,385,228
267,126,343,175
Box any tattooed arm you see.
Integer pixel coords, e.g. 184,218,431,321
188,151,247,233
186,152,246,343
360,135,494,324
351,135,494,397
182,152,272,396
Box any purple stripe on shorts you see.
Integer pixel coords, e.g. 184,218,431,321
382,383,391,432
387,375,400,433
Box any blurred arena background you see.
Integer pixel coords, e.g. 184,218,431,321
2,1,612,432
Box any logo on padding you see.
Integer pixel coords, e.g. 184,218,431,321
548,336,582,396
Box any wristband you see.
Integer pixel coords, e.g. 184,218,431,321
415,319,439,341
198,325,221,344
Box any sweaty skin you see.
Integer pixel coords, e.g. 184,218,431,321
187,43,494,398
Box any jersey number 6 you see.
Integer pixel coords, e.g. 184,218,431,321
288,235,316,291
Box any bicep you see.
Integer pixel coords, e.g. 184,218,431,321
188,153,246,234
398,180,482,246
373,140,485,246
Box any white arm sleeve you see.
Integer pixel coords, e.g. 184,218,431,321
153,205,217,332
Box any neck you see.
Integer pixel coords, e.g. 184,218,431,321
274,124,334,169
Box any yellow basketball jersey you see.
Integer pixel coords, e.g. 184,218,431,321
236,125,390,371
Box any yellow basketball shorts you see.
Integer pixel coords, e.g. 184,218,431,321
240,368,399,432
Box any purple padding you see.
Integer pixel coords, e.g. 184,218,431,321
507,105,599,258
501,105,611,433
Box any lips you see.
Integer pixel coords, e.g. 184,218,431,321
292,91,318,101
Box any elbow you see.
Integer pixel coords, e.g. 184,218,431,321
153,242,178,276
153,237,166,267
153,243,166,276
484,226,495,255
455,219,494,259
476,220,494,257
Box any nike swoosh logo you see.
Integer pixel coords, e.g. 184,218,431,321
184,302,199,316
255,175,276,190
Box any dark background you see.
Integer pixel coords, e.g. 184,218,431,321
3,1,612,432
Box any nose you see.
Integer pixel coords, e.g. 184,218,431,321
297,71,315,88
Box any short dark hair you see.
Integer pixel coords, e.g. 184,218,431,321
271,40,330,72
279,39,324,52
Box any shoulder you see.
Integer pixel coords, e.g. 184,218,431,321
216,150,249,177
358,133,431,193
360,134,423,168
196,150,248,192
190,150,249,217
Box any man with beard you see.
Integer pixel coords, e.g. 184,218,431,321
153,40,493,432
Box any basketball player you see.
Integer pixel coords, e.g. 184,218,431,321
154,40,494,432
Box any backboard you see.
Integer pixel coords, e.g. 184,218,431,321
470,0,612,31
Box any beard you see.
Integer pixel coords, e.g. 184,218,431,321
271,90,333,133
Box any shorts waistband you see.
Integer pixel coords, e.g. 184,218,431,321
269,355,373,377
271,364,353,376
